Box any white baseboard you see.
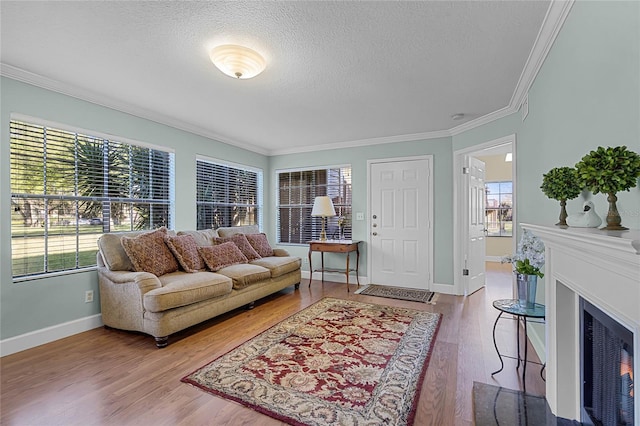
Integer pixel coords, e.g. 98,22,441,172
430,282,458,295
302,270,369,286
302,270,458,296
486,256,505,263
0,314,103,357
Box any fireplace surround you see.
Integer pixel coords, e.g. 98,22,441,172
522,224,639,424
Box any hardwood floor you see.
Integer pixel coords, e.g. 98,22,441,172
1,263,545,425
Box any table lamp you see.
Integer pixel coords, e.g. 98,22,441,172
311,196,336,241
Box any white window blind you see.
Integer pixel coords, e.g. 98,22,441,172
10,119,174,279
277,166,352,244
196,158,263,230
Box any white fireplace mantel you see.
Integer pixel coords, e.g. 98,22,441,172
521,223,640,423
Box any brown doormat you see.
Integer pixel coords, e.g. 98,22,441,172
355,284,436,303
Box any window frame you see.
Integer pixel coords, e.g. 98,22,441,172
10,115,175,281
276,165,352,245
484,180,513,237
195,155,263,231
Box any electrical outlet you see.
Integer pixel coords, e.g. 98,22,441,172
85,290,94,303
356,212,364,221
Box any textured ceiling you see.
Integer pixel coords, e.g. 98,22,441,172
0,1,550,155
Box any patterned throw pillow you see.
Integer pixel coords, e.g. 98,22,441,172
198,242,249,272
164,234,205,273
121,227,179,277
245,233,274,258
214,233,262,261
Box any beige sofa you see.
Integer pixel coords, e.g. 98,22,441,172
97,225,301,347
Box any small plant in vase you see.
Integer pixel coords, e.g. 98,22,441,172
575,146,640,230
540,166,583,227
502,229,545,307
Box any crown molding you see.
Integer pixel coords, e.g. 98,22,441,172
1,1,573,157
448,105,515,136
0,63,269,156
269,129,452,156
509,0,575,111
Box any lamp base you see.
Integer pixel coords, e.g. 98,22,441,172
320,218,327,241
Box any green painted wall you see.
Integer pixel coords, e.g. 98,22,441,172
0,77,269,340
268,138,454,286
519,0,640,231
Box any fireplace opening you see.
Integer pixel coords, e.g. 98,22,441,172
582,298,634,426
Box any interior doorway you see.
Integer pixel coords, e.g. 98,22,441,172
453,135,516,296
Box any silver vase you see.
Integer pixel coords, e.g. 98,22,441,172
516,273,538,307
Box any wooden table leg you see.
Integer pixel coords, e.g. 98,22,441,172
355,246,360,287
346,251,350,292
321,252,325,283
308,248,313,287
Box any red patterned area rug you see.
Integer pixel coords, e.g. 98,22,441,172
182,297,442,426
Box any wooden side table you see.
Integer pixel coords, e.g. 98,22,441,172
308,240,361,291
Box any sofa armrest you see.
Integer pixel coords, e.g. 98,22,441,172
97,267,161,294
272,248,291,257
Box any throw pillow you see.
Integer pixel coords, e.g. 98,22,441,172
214,233,262,261
245,233,274,258
164,234,205,273
121,227,179,277
198,242,249,272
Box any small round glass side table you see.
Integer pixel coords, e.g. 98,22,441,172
491,299,546,385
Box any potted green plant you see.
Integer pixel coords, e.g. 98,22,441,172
575,146,640,230
502,229,544,307
540,166,583,227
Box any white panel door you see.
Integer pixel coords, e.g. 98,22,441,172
466,156,486,295
370,159,431,289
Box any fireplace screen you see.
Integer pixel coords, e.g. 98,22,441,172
582,299,634,426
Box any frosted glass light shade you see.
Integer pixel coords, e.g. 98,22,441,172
311,196,336,217
209,45,266,79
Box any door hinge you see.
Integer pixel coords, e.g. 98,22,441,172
462,268,469,276
462,167,470,174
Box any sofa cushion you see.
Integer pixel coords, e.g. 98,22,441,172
245,233,274,258
177,229,218,247
216,264,271,289
121,228,179,277
165,234,205,272
250,256,302,278
217,225,259,238
198,242,248,272
214,233,261,261
144,271,233,312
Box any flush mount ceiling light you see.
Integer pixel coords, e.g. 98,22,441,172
209,44,266,79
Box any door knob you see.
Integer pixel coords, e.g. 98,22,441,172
372,215,377,219
373,232,378,236
373,223,377,228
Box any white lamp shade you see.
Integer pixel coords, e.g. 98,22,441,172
311,196,336,217
209,44,266,79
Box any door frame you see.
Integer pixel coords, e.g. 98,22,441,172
366,155,434,289
453,134,517,295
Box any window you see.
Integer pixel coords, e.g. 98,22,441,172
10,118,174,279
485,181,512,237
196,157,262,230
277,166,352,244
